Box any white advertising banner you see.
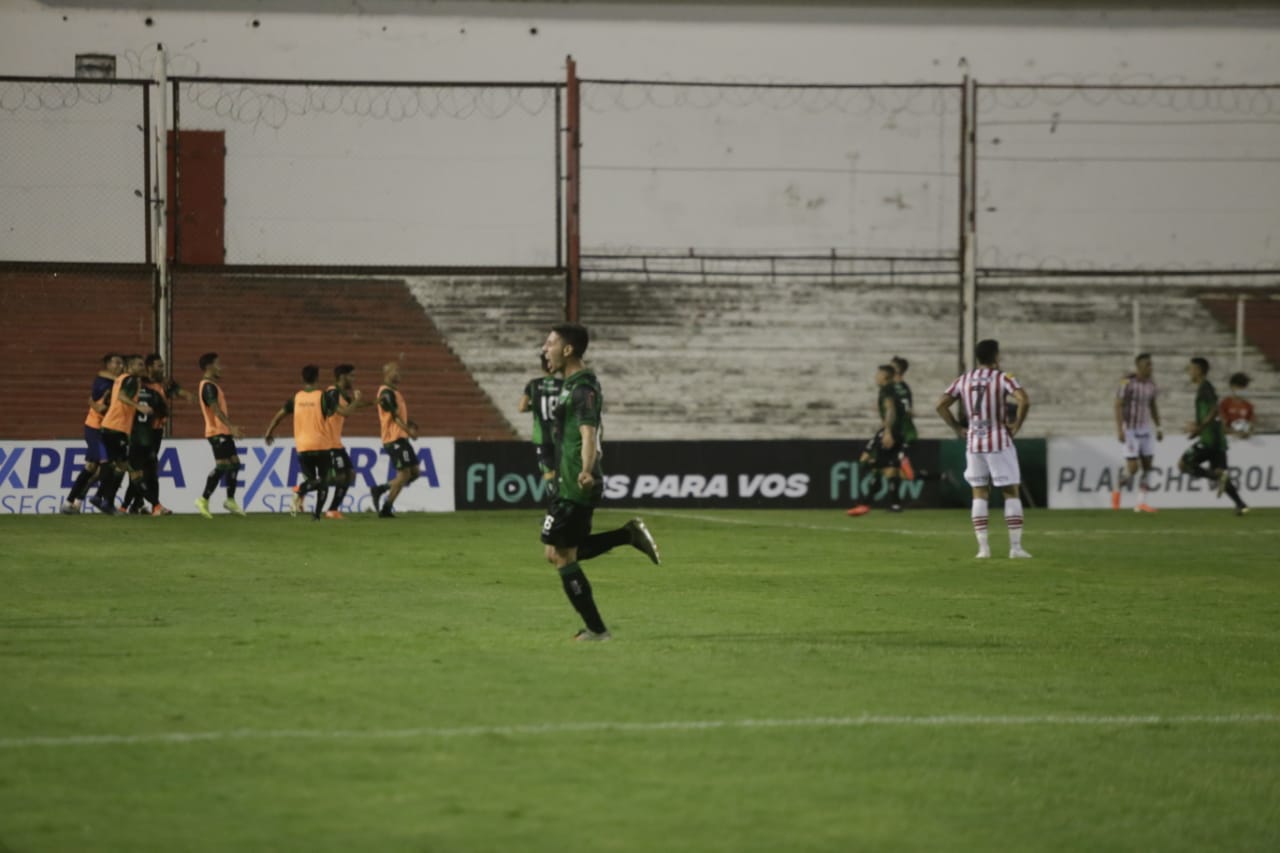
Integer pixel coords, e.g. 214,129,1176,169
0,437,455,515
1048,435,1280,509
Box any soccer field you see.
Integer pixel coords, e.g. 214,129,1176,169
2,508,1278,852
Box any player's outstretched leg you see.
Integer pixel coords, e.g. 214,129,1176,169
577,518,661,564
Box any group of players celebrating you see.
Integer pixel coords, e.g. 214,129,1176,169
63,353,424,520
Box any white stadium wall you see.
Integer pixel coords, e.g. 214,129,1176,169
2,2,1280,268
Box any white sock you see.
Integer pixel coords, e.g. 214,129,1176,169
972,499,990,549
1005,498,1024,549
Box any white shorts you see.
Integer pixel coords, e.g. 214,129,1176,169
1124,428,1157,460
964,447,1022,488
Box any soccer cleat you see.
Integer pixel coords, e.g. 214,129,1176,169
324,510,345,520
1009,547,1033,559
59,500,80,515
626,518,661,565
127,504,148,516
223,498,247,517
378,505,396,519
888,504,903,513
1134,503,1157,513
90,495,116,516
150,504,172,517
1110,490,1121,511
1216,471,1229,498
195,496,213,519
900,456,916,481
1236,505,1249,517
846,505,871,517
371,485,387,513
573,628,612,642
289,492,302,517
975,548,991,559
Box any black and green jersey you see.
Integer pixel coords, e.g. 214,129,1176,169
878,383,910,442
1195,380,1226,449
323,387,352,413
131,383,165,447
525,375,564,450
892,380,917,443
553,368,604,506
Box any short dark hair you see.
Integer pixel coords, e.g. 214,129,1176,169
124,353,144,364
1190,356,1210,374
102,353,119,366
145,353,163,367
891,356,909,374
1135,352,1151,364
302,364,320,384
1230,372,1250,389
877,363,896,377
975,339,1000,366
334,364,354,379
552,323,590,358
198,352,218,371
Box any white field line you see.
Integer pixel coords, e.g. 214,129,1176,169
620,509,1277,538
2,714,1278,750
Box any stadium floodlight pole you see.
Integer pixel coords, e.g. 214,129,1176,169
565,55,582,323
1236,296,1245,373
154,43,171,393
959,75,978,373
1131,298,1141,359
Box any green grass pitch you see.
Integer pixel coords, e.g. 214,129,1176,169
2,508,1278,852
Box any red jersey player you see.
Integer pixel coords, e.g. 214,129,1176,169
936,339,1032,560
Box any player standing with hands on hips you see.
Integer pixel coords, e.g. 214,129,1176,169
936,339,1032,560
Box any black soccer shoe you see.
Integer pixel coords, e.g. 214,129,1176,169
626,518,661,565
378,505,396,519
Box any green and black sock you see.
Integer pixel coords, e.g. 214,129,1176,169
203,468,222,500
558,562,607,634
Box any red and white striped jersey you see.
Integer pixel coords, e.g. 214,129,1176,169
1116,375,1158,431
944,367,1023,453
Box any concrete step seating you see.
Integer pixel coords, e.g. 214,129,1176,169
409,276,1279,441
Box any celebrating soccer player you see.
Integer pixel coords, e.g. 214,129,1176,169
890,355,918,481
265,365,337,521
1111,353,1163,513
318,364,370,517
538,323,660,643
936,339,1032,559
1179,357,1248,515
370,361,420,518
196,353,247,518
122,354,192,515
62,353,123,513
93,354,154,515
848,364,911,516
517,352,564,504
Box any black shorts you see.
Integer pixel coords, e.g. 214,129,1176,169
207,435,237,459
128,442,153,470
100,429,130,465
330,447,353,481
1181,442,1227,472
541,499,594,549
863,429,905,470
384,438,417,471
299,450,332,484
